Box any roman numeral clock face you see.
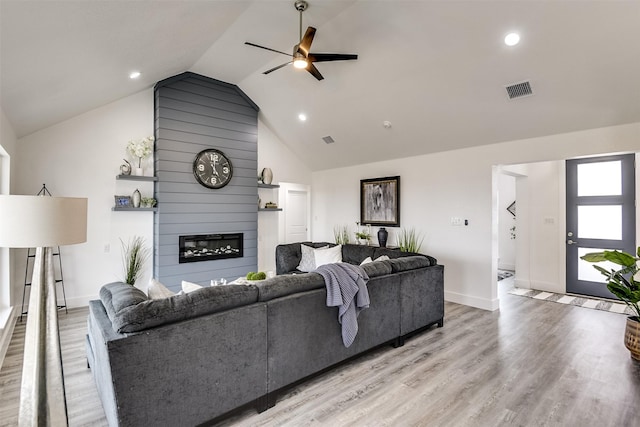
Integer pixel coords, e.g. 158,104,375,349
193,149,233,189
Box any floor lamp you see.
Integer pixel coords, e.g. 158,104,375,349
0,195,87,426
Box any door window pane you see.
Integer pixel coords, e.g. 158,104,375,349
577,205,622,240
577,247,618,283
577,161,621,196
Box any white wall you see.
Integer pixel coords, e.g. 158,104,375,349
257,118,312,272
14,90,155,307
312,122,640,311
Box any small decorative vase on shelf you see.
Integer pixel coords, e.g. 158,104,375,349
132,189,141,208
134,167,144,176
378,227,388,247
120,159,131,176
261,168,273,185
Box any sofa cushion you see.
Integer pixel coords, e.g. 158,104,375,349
99,282,148,322
342,244,376,265
256,273,325,302
387,256,432,273
372,247,437,265
101,282,260,333
360,260,393,277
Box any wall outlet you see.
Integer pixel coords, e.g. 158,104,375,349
451,217,463,226
103,243,110,253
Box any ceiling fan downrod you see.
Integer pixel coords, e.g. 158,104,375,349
295,0,308,42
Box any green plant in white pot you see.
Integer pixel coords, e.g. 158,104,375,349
581,248,640,361
121,236,150,286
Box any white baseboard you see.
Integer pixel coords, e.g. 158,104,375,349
445,290,500,312
529,280,565,294
0,306,17,371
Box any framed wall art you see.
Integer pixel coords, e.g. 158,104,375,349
360,176,400,227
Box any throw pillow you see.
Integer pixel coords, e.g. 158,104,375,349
297,244,328,272
147,278,175,299
360,257,373,266
359,255,389,266
181,280,203,293
314,244,343,268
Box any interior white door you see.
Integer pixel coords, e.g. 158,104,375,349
284,187,309,243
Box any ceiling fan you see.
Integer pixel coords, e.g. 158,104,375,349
245,0,358,81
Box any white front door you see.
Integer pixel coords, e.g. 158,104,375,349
565,154,636,298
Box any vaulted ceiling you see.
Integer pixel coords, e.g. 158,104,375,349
2,1,639,171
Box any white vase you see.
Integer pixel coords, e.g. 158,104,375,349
134,167,144,176
132,189,141,208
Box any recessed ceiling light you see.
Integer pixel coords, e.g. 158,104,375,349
504,33,520,46
129,71,141,79
298,113,307,121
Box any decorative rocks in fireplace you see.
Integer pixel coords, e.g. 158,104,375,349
179,233,243,263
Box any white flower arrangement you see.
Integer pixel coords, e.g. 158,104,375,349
127,136,154,167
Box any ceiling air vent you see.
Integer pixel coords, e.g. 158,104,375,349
505,81,533,99
322,136,335,144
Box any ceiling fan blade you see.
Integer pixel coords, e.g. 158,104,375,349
245,42,292,58
297,26,316,57
263,61,292,75
308,53,358,63
306,63,324,81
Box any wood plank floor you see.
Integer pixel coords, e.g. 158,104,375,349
1,280,639,426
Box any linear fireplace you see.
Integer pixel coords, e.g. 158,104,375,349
179,233,243,263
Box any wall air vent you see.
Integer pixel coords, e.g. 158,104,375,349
505,81,533,99
322,136,335,144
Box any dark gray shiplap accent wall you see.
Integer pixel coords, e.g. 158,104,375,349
154,72,259,291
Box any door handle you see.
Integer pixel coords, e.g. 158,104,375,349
567,239,576,245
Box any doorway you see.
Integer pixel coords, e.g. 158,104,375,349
565,154,636,298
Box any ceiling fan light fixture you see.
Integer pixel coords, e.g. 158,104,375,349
293,57,308,69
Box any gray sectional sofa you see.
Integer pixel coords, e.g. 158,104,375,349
86,242,444,426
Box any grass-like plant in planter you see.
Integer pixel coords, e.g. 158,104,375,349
581,248,640,361
121,236,150,286
398,228,424,253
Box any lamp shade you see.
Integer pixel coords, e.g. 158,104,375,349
0,195,87,248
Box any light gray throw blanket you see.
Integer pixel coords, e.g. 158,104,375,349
315,263,370,347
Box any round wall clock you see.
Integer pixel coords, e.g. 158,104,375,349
193,149,233,189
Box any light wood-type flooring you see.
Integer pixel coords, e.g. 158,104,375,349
1,280,639,426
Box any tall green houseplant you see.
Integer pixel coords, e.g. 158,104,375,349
121,236,150,286
581,247,640,361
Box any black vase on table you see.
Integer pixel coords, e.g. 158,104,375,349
377,227,388,248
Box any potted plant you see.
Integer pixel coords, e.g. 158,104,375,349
398,227,424,253
121,236,150,286
581,248,640,361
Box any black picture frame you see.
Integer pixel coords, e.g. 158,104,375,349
360,176,400,227
507,201,516,217
115,195,131,207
